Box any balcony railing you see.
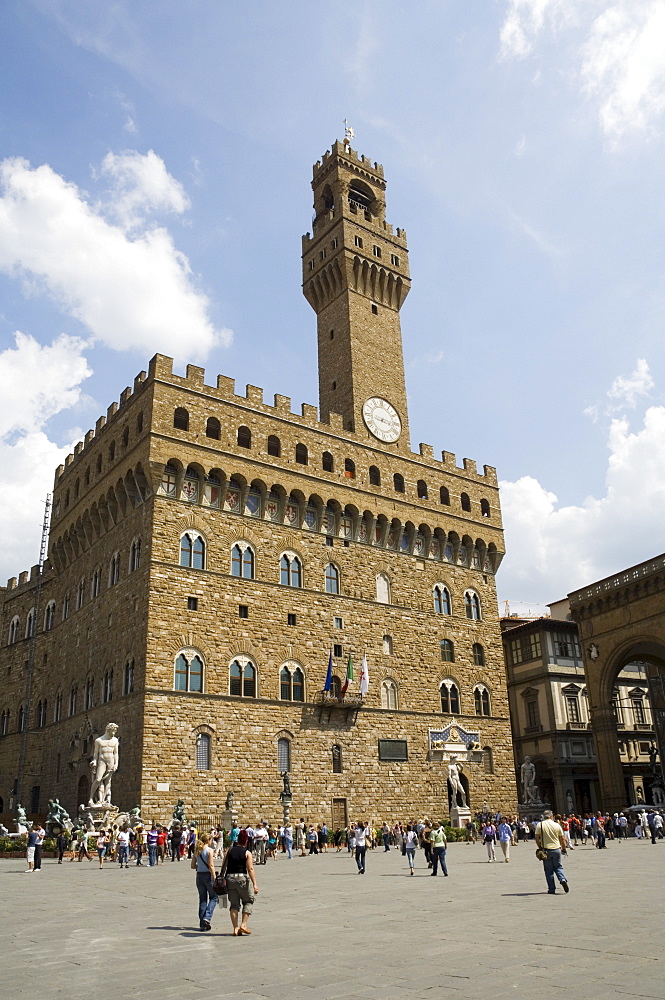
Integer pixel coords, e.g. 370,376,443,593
523,724,543,734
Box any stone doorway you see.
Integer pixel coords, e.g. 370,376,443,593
77,773,89,809
331,797,348,831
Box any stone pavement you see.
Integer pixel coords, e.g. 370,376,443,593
2,837,663,1000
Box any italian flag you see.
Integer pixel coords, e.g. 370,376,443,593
340,653,353,699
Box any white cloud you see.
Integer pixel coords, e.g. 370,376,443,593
100,149,190,230
500,1,665,139
582,3,665,139
499,404,665,603
0,332,91,583
585,357,653,422
607,357,654,407
0,154,231,364
499,0,579,60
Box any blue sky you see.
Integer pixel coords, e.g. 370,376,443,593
1,0,665,609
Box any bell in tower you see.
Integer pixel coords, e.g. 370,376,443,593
302,139,411,450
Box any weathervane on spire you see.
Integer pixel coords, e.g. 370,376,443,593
343,119,355,144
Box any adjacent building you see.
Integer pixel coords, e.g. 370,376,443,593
502,597,657,814
0,139,517,827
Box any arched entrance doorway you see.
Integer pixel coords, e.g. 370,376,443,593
77,773,89,809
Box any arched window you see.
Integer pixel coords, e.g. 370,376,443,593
54,691,62,722
440,639,455,662
160,463,178,496
433,585,451,615
393,473,405,493
280,553,302,588
230,658,256,697
381,679,398,710
231,542,255,579
174,407,189,431
37,700,47,728
103,670,113,704
62,594,70,620
460,492,471,512
109,552,120,586
474,684,491,717
480,498,491,518
332,744,343,773
18,704,25,732
417,479,428,499
91,568,101,599
26,608,36,638
109,441,115,461
68,685,77,717
76,580,85,611
369,465,381,486
206,417,221,440
277,736,291,772
325,563,340,595
280,665,305,702
268,435,281,457
440,486,450,505
237,425,251,448
295,443,308,465
465,591,482,620
196,733,211,770
1,709,10,736
344,458,356,479
122,426,129,449
8,616,19,644
129,538,141,572
376,573,391,604
180,532,205,570
123,660,135,695
440,680,460,714
322,451,334,472
331,675,342,699
196,733,210,771
175,651,204,693
383,634,393,654
85,678,94,710
473,643,485,666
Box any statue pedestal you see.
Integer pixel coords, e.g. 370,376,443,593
221,808,238,833
80,802,119,831
518,800,546,823
450,805,471,829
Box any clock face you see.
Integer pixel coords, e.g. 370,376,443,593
362,397,401,443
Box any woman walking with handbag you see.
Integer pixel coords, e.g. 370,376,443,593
220,829,259,936
194,833,218,932
481,820,497,862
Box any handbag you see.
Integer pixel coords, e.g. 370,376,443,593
535,847,548,861
213,872,228,895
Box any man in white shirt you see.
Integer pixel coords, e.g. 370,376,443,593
116,827,130,868
354,821,370,874
254,823,268,864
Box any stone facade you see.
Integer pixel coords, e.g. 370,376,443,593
502,610,657,814
568,556,665,813
0,141,517,828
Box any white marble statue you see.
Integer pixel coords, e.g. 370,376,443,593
448,757,467,808
521,756,540,804
89,722,119,805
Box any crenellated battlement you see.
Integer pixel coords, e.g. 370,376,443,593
314,141,385,181
54,369,148,484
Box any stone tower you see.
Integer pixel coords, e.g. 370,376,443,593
302,140,411,450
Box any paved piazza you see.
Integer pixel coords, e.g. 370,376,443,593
2,838,663,1000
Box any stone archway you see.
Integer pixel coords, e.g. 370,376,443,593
569,557,665,812
77,773,89,810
